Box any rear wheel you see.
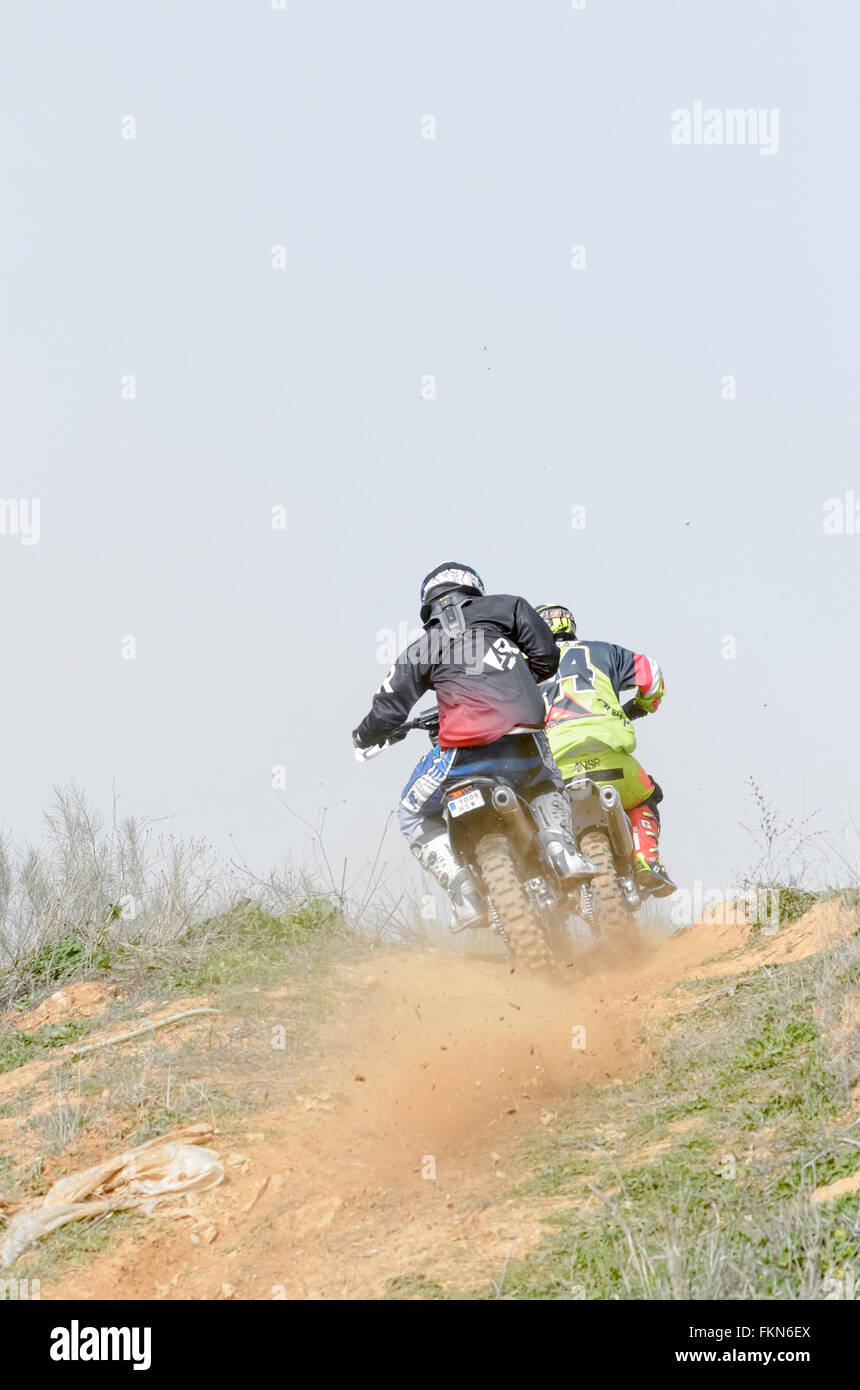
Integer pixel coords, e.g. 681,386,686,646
579,829,634,940
474,833,553,974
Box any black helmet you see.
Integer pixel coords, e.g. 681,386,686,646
536,603,576,641
419,562,484,624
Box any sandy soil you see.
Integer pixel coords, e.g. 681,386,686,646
9,901,856,1301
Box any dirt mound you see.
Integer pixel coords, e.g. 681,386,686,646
11,981,120,1032
28,900,860,1299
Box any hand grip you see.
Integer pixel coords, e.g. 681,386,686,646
355,742,387,762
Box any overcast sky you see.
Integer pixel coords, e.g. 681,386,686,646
3,1,858,905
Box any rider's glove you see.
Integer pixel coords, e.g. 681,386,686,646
622,699,648,722
352,724,407,750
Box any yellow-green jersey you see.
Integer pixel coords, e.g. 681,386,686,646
541,639,665,761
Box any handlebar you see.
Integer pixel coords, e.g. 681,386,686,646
356,743,389,762
354,708,440,762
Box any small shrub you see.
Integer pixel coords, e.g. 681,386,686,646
775,886,819,925
157,897,347,993
0,1018,94,1074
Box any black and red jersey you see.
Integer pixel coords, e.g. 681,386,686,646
356,594,558,749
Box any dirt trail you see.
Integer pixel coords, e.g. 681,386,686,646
31,903,855,1300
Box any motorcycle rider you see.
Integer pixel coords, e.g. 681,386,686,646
352,564,595,927
535,604,676,897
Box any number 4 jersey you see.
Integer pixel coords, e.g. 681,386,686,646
541,640,665,759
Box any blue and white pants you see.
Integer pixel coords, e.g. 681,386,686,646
398,730,562,842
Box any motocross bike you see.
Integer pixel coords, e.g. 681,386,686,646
564,704,671,938
356,709,591,974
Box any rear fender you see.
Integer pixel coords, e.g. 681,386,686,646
443,777,535,864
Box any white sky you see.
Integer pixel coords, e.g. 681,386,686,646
3,1,858,902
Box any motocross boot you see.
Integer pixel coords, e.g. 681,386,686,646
529,791,596,884
410,826,487,929
627,804,676,897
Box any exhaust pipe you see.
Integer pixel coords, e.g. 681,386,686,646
598,784,636,864
490,785,533,855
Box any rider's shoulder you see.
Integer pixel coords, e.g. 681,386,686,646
563,638,616,663
473,591,516,606
398,630,434,665
458,592,517,619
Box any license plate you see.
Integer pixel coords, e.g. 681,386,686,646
448,787,485,817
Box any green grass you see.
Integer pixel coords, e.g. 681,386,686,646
154,897,352,994
385,1273,463,1300
15,1210,144,1281
0,1018,97,1074
0,931,122,1011
388,933,860,1300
